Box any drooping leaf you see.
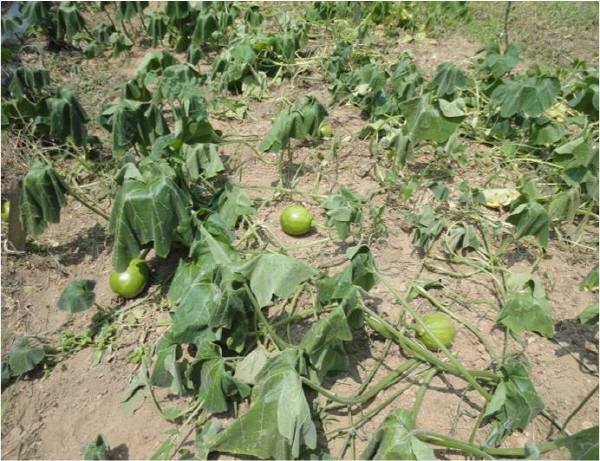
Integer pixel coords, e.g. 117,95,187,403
400,95,465,145
187,344,250,414
149,335,186,395
19,158,68,237
480,43,520,79
506,200,550,248
8,336,46,377
167,262,247,344
484,361,545,443
214,181,255,228
300,306,353,382
8,67,51,99
430,62,467,98
34,87,90,145
576,304,599,325
496,272,554,338
237,254,317,307
556,425,599,460
109,162,191,271
443,221,480,254
207,348,317,459
57,279,97,313
492,77,561,118
321,187,365,239
234,345,271,385
361,409,435,460
182,143,224,180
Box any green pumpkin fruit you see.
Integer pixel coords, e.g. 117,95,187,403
415,312,456,351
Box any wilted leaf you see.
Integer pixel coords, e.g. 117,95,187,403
484,361,544,440
496,272,554,338
238,254,317,307
492,77,561,118
57,279,97,313
300,306,353,381
361,409,434,460
506,200,550,248
19,159,68,237
556,425,599,460
576,304,599,325
81,434,110,460
207,348,317,459
8,336,46,376
109,162,191,271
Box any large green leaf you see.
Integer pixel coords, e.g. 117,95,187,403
556,426,599,460
484,361,545,443
20,159,68,237
429,62,467,98
186,344,250,414
108,162,191,271
492,77,561,118
57,279,97,313
8,68,51,99
99,99,169,154
400,95,465,145
300,306,353,382
496,272,554,338
167,262,247,345
8,336,46,377
361,409,434,460
506,200,550,248
34,87,90,146
207,348,317,459
237,254,317,307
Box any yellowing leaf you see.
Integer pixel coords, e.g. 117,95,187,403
477,188,520,209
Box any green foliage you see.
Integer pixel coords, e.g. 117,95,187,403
258,94,329,153
238,254,317,307
320,187,366,239
19,158,68,237
496,272,554,338
361,409,434,460
484,361,545,445
7,336,46,377
108,161,192,271
206,348,317,459
57,279,97,313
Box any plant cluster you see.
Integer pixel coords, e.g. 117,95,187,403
1,2,598,460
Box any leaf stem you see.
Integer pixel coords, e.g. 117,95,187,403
243,283,290,350
302,359,420,406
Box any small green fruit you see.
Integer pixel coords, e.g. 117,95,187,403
318,123,333,137
280,205,314,236
109,259,150,299
1,201,10,221
415,312,456,351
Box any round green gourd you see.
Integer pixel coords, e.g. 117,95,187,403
415,312,456,351
279,205,314,236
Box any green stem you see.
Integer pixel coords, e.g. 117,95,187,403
244,283,290,350
302,359,420,406
411,368,438,427
412,285,500,364
563,384,599,431
65,187,110,221
375,274,494,400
